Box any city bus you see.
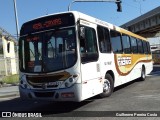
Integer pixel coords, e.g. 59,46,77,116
19,11,153,102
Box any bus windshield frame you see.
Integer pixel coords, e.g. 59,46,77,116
19,13,77,73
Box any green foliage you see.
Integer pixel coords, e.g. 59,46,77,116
2,74,19,84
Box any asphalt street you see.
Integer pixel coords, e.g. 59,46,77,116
0,66,159,119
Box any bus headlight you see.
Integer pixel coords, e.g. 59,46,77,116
69,78,74,82
65,82,69,88
20,75,30,89
60,74,79,88
20,80,30,89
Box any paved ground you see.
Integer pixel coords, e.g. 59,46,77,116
0,65,159,119
0,65,159,99
0,75,160,120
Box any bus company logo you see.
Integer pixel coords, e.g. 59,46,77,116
1,112,42,118
2,112,11,117
118,56,131,66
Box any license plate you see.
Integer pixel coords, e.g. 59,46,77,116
47,81,61,86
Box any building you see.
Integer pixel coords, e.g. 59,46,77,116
0,27,18,76
121,6,160,64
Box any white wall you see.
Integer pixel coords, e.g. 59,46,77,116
2,36,17,75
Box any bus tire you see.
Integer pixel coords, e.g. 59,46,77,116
100,74,114,98
139,67,146,81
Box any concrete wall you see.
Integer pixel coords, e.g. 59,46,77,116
0,36,17,75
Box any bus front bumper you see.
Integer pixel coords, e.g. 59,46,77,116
19,84,82,102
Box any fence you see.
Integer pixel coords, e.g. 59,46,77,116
152,54,160,64
152,50,160,64
0,57,19,76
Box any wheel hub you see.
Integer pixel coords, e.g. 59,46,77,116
103,79,110,93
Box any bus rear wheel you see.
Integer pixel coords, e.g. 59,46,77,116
139,67,146,81
100,74,114,98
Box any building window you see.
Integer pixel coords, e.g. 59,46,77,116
0,39,3,55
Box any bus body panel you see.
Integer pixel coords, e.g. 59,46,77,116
19,11,153,102
79,20,103,100
81,62,103,100
19,83,82,102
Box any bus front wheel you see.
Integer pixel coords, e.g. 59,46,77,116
100,74,114,98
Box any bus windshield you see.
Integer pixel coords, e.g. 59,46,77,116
19,27,77,73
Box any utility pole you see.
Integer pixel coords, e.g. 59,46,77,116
68,0,122,12
13,0,19,40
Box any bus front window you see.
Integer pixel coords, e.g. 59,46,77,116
19,28,77,73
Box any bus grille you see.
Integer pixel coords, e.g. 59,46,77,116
27,75,64,83
26,75,64,88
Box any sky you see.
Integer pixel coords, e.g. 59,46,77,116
0,0,160,38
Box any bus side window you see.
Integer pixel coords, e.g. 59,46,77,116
147,42,151,54
80,39,86,53
130,37,138,54
79,26,98,63
137,39,144,54
122,34,131,54
79,27,86,53
97,26,111,53
110,30,123,54
143,41,148,54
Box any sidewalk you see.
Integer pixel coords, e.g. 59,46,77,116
0,86,19,98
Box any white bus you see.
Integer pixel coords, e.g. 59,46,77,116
19,11,153,102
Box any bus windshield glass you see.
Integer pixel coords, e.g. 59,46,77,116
19,27,77,73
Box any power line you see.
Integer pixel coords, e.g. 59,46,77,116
123,0,146,15
0,26,17,43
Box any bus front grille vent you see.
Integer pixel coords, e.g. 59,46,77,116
26,75,64,88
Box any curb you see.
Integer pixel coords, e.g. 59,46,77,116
0,83,19,88
0,85,19,98
0,93,19,98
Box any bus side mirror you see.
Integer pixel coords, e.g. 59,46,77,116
7,42,10,53
79,27,85,40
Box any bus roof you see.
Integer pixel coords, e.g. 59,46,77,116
22,11,147,41
74,11,147,41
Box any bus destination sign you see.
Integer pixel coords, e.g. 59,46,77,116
32,18,62,30
20,13,75,35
